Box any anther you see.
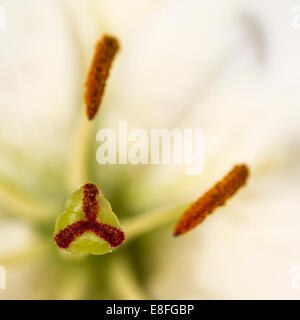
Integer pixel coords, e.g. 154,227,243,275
174,164,249,236
84,35,120,120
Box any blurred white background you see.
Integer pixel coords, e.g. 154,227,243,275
0,0,300,299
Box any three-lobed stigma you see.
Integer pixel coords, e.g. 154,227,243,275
54,183,125,255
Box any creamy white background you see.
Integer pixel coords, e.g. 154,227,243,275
0,0,299,299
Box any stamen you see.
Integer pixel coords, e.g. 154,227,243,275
84,35,120,120
173,164,249,236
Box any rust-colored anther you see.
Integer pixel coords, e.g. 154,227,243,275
84,35,120,120
173,164,249,236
